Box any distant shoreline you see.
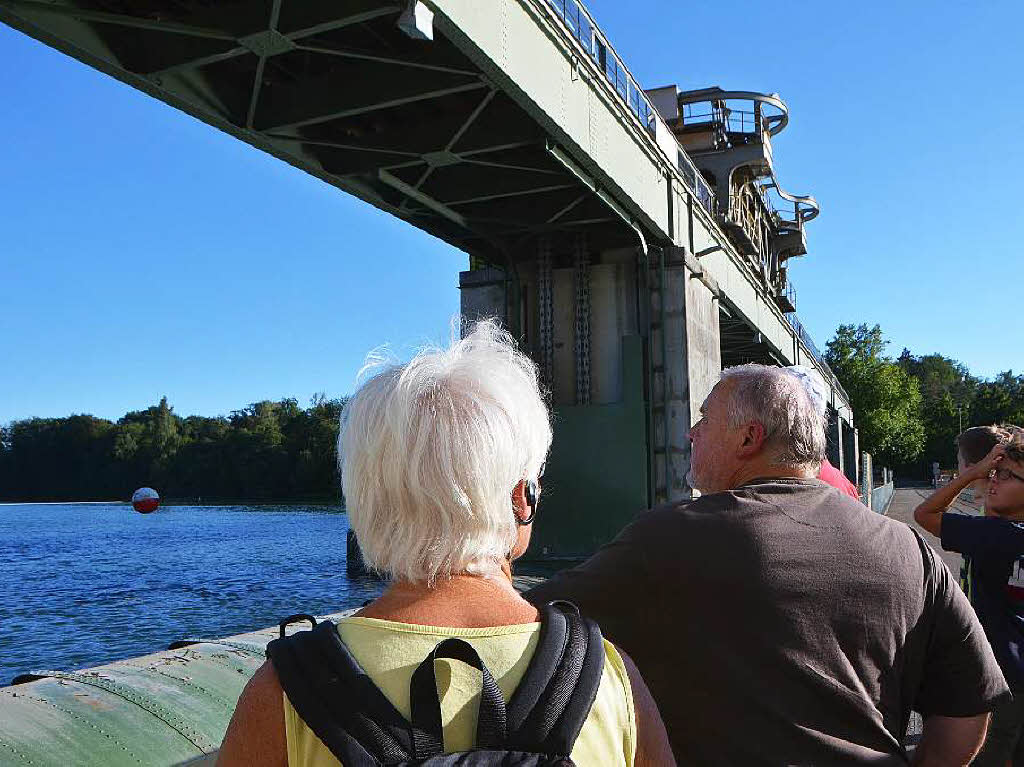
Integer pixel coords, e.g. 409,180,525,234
0,498,345,507
0,500,125,505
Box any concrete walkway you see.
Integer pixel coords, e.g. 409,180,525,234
884,484,982,573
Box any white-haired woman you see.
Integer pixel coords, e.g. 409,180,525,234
218,320,674,766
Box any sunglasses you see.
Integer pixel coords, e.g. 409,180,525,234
992,467,1024,484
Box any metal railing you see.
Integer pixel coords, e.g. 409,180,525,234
729,181,773,268
785,313,850,403
681,105,766,136
540,1,847,407
770,198,806,234
677,150,715,214
763,179,819,228
787,313,823,364
544,0,656,132
542,0,715,215
677,89,790,137
782,280,797,309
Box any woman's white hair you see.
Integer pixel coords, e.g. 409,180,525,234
338,319,552,584
719,363,826,470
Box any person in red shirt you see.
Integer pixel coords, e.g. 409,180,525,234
818,456,860,499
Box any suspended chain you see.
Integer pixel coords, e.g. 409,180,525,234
537,237,554,392
574,233,591,405
649,247,669,504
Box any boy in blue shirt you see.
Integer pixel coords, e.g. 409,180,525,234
916,434,1024,764
955,426,1014,599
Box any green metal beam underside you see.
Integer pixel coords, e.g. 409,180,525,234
379,168,467,227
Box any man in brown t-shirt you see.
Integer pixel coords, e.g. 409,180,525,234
527,364,1008,764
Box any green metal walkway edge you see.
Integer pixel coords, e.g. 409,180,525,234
0,576,549,766
0,613,354,766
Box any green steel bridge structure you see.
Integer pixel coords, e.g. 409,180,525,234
0,1,858,763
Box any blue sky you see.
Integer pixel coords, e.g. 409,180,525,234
2,2,1022,424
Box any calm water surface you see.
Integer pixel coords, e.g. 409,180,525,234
0,503,384,685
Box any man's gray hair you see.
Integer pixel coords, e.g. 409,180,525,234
719,363,826,470
338,319,552,584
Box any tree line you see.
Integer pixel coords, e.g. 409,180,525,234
825,324,1024,477
2,325,1019,500
0,395,346,502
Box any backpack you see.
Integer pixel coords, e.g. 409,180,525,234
266,601,605,766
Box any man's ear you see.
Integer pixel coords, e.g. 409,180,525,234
736,421,767,458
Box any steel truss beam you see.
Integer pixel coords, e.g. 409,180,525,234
151,48,248,77
245,0,283,129
264,81,488,132
92,5,406,78
546,194,587,223
457,141,539,157
264,135,422,157
461,158,562,176
378,169,466,228
402,88,495,208
374,141,542,174
446,183,576,207
294,43,478,77
284,7,402,42
4,0,234,39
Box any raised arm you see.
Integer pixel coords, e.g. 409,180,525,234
911,713,989,766
914,444,1005,536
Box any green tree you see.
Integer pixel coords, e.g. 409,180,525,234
825,324,925,466
0,424,11,493
896,352,977,470
168,415,230,497
111,396,182,493
0,394,347,503
972,372,1024,427
1,415,118,499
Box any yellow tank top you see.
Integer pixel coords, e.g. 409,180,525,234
282,616,636,766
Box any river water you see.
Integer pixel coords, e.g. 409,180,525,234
0,503,385,685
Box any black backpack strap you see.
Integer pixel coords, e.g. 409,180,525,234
266,619,417,766
409,638,509,758
267,603,604,762
505,601,605,756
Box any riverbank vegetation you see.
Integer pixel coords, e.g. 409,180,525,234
826,324,1024,477
0,396,345,502
2,328,1020,499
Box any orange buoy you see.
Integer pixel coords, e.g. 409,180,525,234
131,487,160,513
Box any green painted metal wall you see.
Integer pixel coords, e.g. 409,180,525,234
526,335,649,558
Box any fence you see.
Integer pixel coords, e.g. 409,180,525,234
542,0,716,214
859,452,894,513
